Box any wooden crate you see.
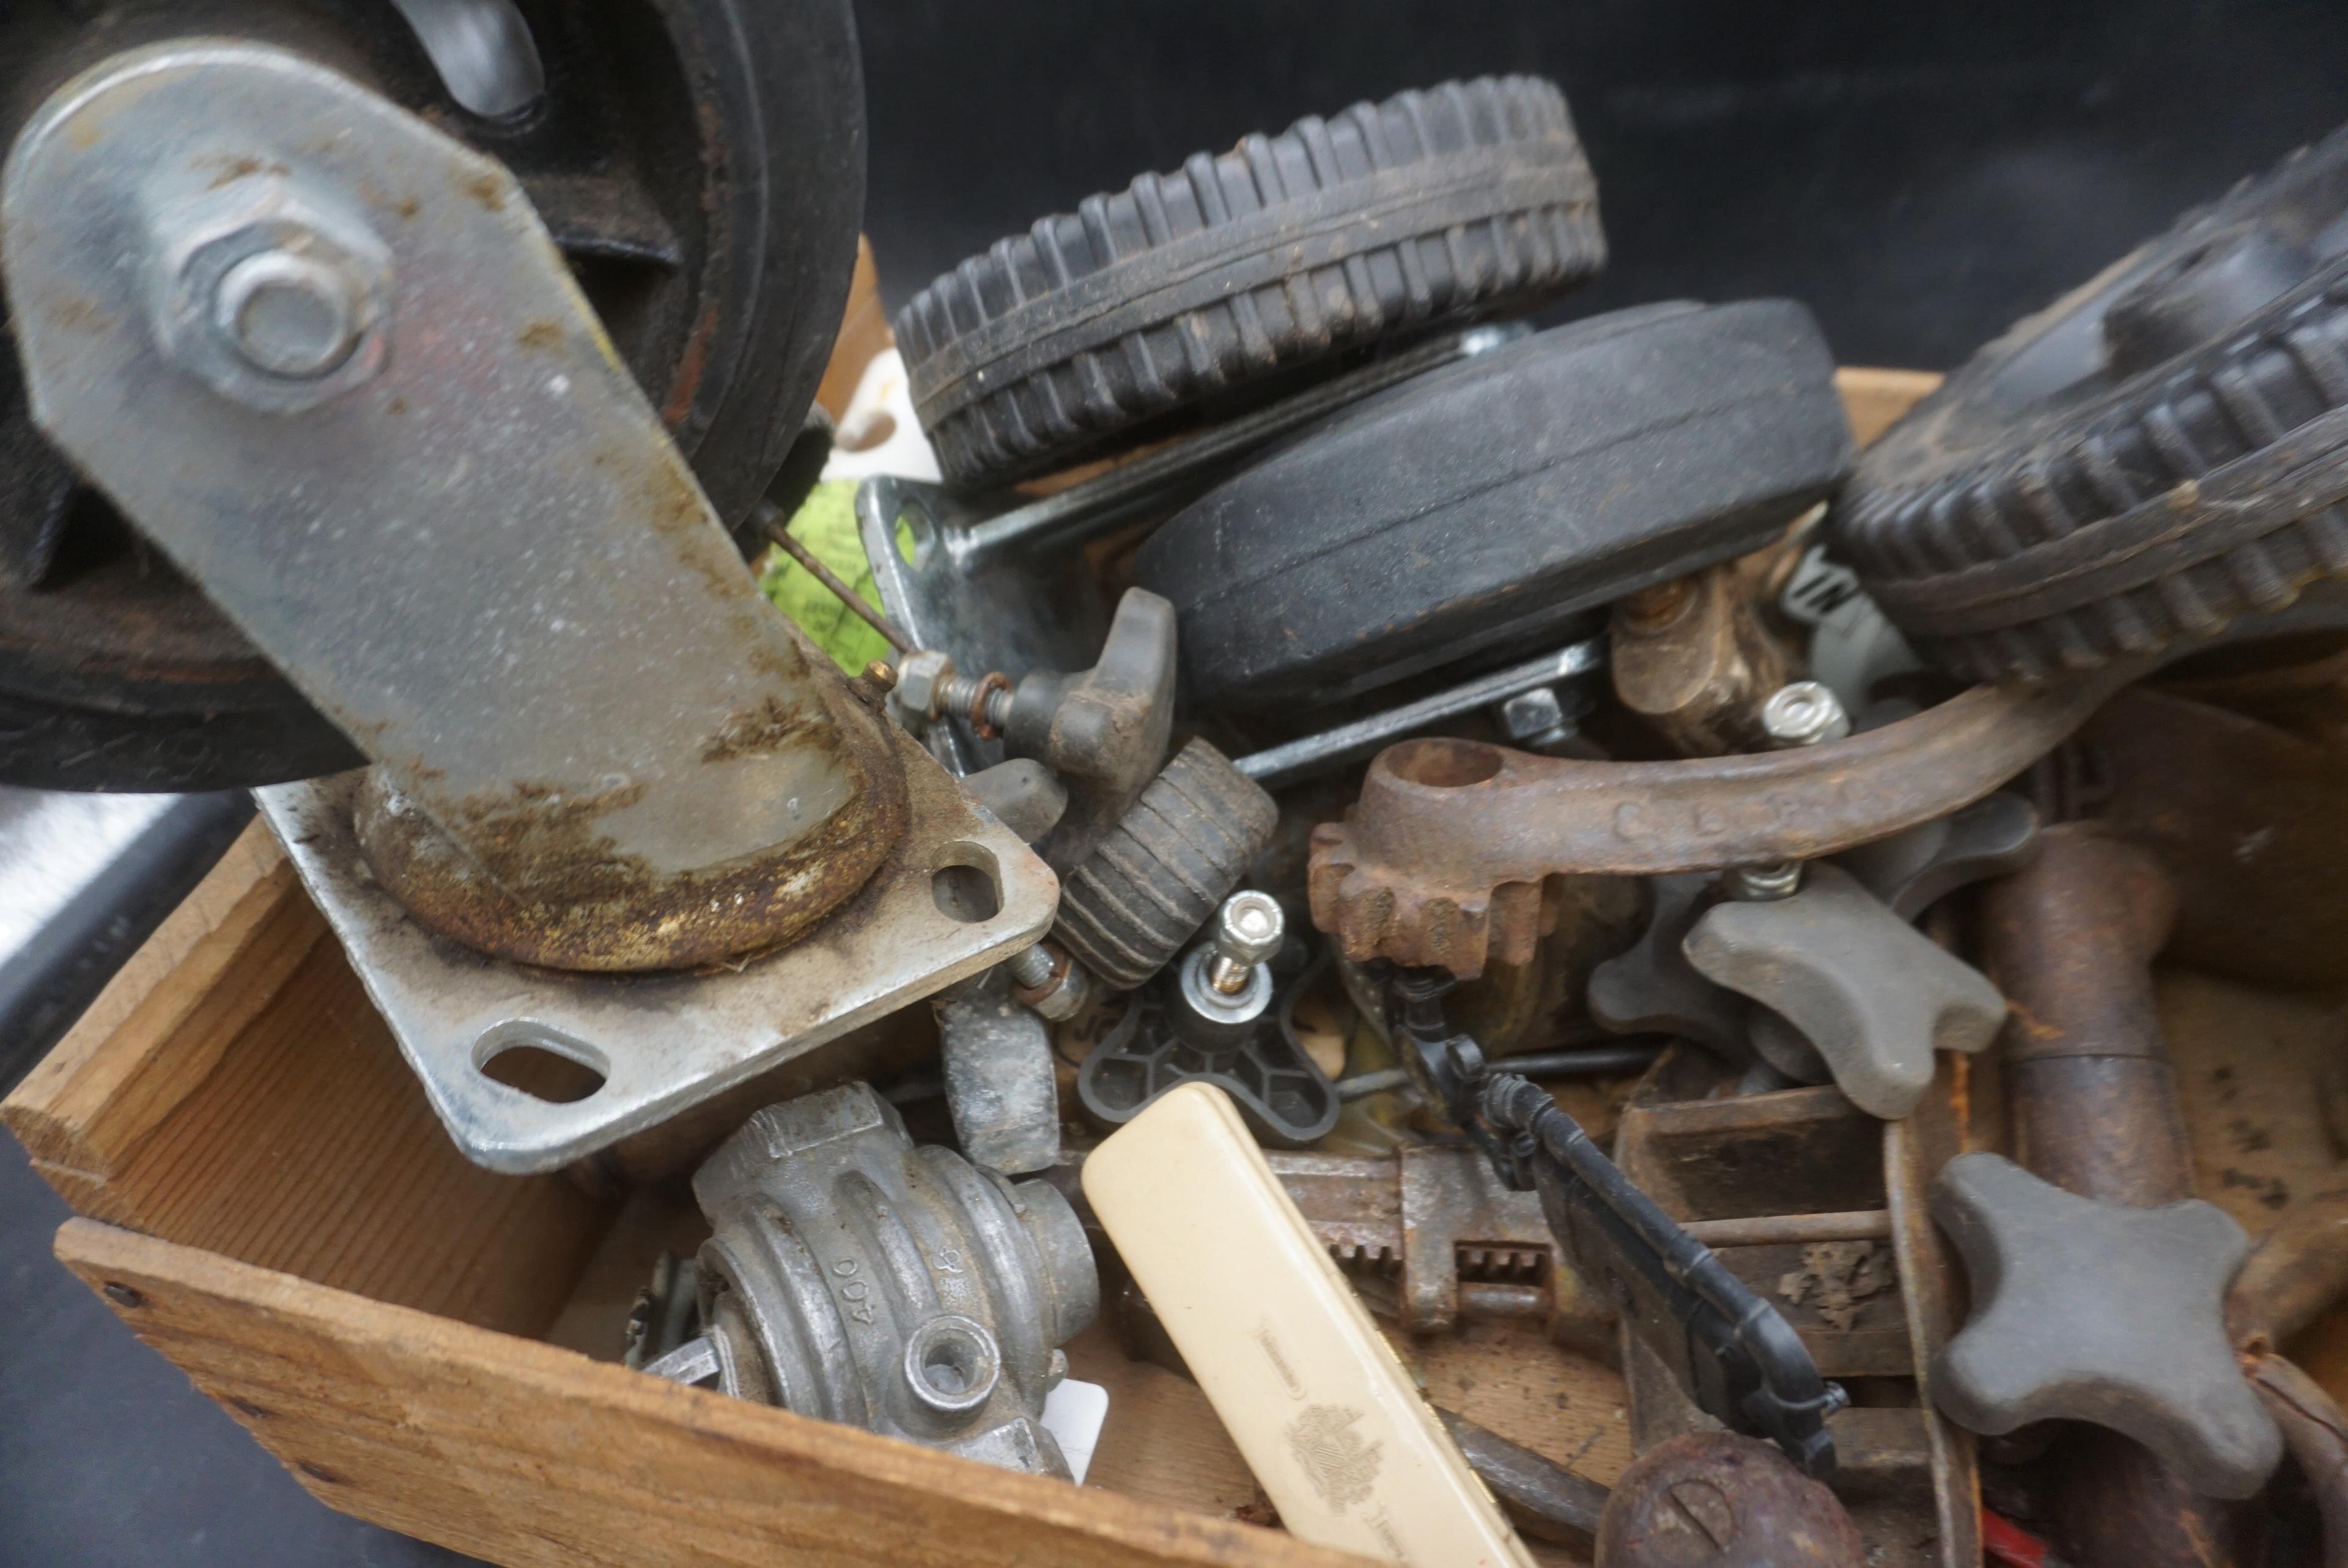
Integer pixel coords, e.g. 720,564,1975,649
4,820,1647,1568
26,367,2342,1568
0,367,1930,1568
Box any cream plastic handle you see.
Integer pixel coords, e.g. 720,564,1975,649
1083,1083,1535,1568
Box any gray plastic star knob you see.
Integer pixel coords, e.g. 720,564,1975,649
1930,1152,2282,1500
1588,872,1750,1060
1682,862,2004,1119
1831,792,2040,922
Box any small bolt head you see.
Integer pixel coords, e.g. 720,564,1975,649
1215,890,1285,967
214,249,364,379
151,176,393,414
1618,576,1696,632
1498,686,1568,742
895,649,957,720
1725,861,1804,902
1761,681,1851,748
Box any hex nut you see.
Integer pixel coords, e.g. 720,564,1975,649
1761,680,1852,748
1499,686,1568,742
149,176,393,414
1008,943,1091,1021
1213,890,1285,968
896,649,958,721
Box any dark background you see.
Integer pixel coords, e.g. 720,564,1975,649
857,0,2348,368
5,2,2344,1564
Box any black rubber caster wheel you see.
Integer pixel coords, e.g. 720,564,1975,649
1834,121,2348,682
1134,300,1853,713
895,75,1605,493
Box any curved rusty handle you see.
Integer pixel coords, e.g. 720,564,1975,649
1310,664,2141,976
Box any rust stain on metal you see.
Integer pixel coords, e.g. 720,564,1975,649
700,694,818,763
461,172,506,212
1309,663,2141,977
353,671,909,973
1776,1241,1894,1334
515,320,563,352
196,153,289,190
660,303,720,429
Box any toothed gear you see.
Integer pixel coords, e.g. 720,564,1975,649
895,75,1604,491
1833,121,2348,681
1306,819,1546,982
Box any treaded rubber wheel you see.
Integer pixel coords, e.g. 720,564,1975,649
1833,122,2348,681
1134,301,1853,713
895,75,1604,492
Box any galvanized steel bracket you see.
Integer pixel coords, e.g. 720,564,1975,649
4,41,908,971
256,723,1057,1173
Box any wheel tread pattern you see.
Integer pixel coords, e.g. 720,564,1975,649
896,76,1603,489
1836,273,2348,680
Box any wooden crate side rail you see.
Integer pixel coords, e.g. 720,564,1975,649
57,1220,1373,1568
5,822,312,1198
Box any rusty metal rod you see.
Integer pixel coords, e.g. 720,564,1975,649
1435,1408,1609,1553
1984,823,2246,1568
760,506,912,653
1988,825,2190,1207
1681,1210,1892,1249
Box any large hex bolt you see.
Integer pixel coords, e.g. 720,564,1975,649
149,176,393,413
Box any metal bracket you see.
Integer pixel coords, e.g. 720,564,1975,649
1235,637,1606,789
855,326,1525,773
5,42,908,972
256,723,1057,1174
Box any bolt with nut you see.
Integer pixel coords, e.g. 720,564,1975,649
1007,940,1090,1021
1760,681,1851,749
152,177,396,415
1207,891,1284,996
893,649,1017,737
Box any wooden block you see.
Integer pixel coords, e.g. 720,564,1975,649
1833,367,1942,449
59,1220,1376,1568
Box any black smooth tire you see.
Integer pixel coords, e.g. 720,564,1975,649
1133,301,1854,713
0,0,865,790
895,75,1604,492
1833,122,2348,681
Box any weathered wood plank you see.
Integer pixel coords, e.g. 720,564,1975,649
59,1220,1377,1568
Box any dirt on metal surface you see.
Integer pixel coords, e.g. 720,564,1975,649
353,673,910,973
